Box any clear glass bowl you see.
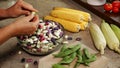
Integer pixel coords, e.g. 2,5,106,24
17,20,64,56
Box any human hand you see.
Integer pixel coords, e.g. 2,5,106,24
6,0,38,18
10,13,39,36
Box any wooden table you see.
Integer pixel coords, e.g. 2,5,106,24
0,0,120,68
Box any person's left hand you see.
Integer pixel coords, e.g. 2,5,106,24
6,0,38,18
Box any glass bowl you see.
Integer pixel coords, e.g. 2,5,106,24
17,20,64,56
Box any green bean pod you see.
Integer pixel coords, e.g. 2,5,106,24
84,48,91,59
76,50,83,63
83,49,97,66
60,45,67,52
84,54,96,63
59,52,77,64
68,45,76,49
74,63,80,68
82,52,90,66
52,64,66,68
54,44,81,57
74,50,83,68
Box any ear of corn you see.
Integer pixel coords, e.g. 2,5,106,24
89,23,106,54
50,10,85,23
44,7,91,32
53,7,92,22
79,21,88,30
44,16,80,32
101,20,120,53
50,10,89,30
111,24,120,42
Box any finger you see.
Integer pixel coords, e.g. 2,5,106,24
31,15,40,25
21,1,38,12
25,13,35,21
21,10,31,15
16,0,23,4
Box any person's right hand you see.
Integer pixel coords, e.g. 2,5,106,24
10,13,39,36
6,0,38,18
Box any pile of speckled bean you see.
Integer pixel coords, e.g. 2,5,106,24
52,44,97,68
18,20,64,54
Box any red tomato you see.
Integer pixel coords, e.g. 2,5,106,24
119,1,120,8
112,7,119,13
112,1,120,8
104,3,113,11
